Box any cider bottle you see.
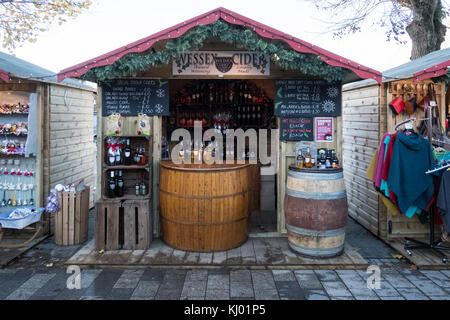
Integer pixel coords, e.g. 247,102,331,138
296,150,304,168
304,147,312,168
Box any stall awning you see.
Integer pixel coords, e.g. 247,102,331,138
383,47,450,82
57,7,382,84
0,51,95,90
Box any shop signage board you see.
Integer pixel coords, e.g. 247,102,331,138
315,117,334,142
280,116,313,141
172,51,270,76
101,79,170,116
274,79,341,117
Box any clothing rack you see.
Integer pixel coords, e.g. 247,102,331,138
404,105,450,263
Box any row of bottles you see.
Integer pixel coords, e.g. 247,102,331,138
175,80,267,106
106,138,147,166
107,170,148,198
177,138,259,162
236,105,263,127
108,170,124,198
296,148,339,169
178,112,209,128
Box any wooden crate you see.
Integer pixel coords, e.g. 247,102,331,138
54,186,90,246
122,199,152,250
95,199,151,251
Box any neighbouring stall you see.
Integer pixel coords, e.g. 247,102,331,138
57,7,381,255
0,52,96,249
342,48,450,265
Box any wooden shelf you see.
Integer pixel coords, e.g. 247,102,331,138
102,195,151,201
103,135,151,140
102,164,150,171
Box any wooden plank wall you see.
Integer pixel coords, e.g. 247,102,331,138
342,82,380,235
46,84,96,208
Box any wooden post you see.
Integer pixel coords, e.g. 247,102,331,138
96,86,103,201
153,116,162,238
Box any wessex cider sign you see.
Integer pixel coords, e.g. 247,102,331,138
173,51,270,76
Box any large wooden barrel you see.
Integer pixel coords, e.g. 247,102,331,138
159,161,250,252
284,166,348,258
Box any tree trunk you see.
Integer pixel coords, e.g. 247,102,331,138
406,0,446,60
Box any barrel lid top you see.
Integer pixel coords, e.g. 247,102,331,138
288,165,343,173
160,160,251,172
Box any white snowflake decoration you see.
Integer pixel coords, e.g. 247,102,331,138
322,100,336,113
156,89,165,98
155,104,164,114
326,86,339,98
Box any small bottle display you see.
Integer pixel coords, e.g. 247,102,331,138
108,171,116,198
332,150,340,168
124,139,132,165
116,170,124,197
325,150,332,168
296,150,304,168
304,147,312,168
108,145,116,166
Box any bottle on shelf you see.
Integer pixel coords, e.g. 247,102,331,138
115,145,122,165
197,142,203,162
304,147,312,168
296,150,304,168
325,150,332,168
124,139,132,165
193,140,199,162
133,146,140,164
332,150,339,168
135,178,140,196
108,171,116,198
107,145,116,166
116,170,124,197
311,155,316,169
140,181,146,196
178,140,185,160
140,147,147,165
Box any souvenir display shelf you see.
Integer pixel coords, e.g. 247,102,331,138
0,94,36,215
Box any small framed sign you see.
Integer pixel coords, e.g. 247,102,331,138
280,116,313,141
315,117,333,142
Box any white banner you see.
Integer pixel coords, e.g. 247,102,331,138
173,51,270,76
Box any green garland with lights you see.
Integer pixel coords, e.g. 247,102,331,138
82,20,348,83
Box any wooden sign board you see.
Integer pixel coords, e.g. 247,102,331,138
274,79,341,117
280,117,313,141
101,79,169,116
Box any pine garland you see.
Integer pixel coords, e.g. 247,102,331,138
431,70,450,84
83,20,348,83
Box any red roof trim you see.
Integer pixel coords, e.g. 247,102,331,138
413,60,450,82
0,69,10,83
57,7,382,83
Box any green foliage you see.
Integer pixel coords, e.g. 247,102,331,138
432,70,450,84
82,20,348,83
0,0,92,51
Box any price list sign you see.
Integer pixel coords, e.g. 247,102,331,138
274,79,341,117
280,117,313,141
101,79,170,116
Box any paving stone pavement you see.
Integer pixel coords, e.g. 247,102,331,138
1,217,449,300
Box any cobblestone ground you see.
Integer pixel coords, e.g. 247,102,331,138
1,264,450,300
1,216,449,300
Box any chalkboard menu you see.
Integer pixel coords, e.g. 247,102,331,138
101,79,170,116
280,117,313,141
274,79,341,117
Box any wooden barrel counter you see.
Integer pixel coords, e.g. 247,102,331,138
284,166,348,258
159,160,250,252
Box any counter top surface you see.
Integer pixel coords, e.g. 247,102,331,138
160,160,252,171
